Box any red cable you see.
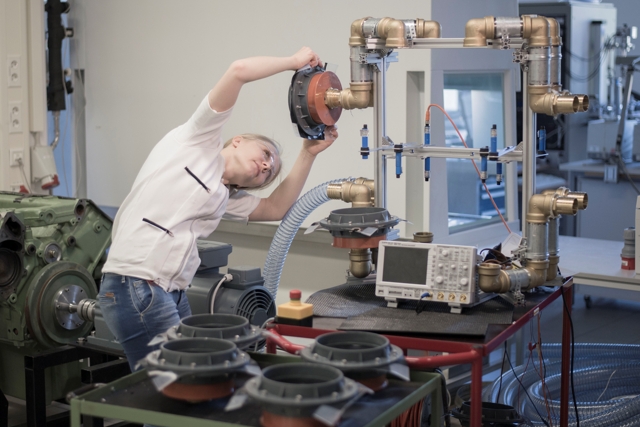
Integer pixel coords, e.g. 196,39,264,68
426,104,512,234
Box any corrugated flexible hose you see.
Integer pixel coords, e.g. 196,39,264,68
263,178,350,299
483,343,640,427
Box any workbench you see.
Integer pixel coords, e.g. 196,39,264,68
559,235,640,302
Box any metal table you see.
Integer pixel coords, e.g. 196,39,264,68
269,278,575,427
558,235,640,301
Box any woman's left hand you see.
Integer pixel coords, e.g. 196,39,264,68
303,125,338,157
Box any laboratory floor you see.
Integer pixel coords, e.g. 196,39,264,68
7,288,640,427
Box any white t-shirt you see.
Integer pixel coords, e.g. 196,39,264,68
102,95,260,292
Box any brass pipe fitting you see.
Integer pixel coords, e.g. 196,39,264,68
325,82,373,110
463,16,495,47
416,19,441,38
528,86,579,115
353,178,375,205
413,231,434,243
477,263,510,293
576,94,590,112
349,17,369,46
547,187,588,211
523,15,552,47
523,259,549,289
478,261,550,293
377,17,408,48
326,180,373,208
527,193,577,224
546,17,562,47
349,248,372,278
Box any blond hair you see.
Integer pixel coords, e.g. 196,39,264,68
224,134,283,191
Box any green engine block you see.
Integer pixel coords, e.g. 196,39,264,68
0,192,112,350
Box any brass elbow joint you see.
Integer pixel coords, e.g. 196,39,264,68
527,193,577,224
478,263,510,293
523,260,549,289
546,17,562,47
377,17,407,48
349,17,369,46
529,87,579,115
416,19,441,38
523,15,552,47
463,16,495,47
327,179,373,208
325,82,373,110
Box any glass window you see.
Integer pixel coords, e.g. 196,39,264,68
443,73,506,232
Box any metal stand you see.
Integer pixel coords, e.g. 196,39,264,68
23,343,126,427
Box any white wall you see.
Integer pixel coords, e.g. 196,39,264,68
83,0,434,233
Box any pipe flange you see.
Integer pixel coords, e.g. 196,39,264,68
319,207,399,237
300,331,405,378
244,363,359,418
288,66,342,140
166,313,262,350
143,338,251,377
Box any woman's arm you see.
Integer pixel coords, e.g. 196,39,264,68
248,126,338,221
208,47,321,113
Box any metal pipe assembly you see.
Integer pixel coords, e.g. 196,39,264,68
460,15,588,240
477,188,585,295
542,187,588,280
326,178,379,278
290,14,591,302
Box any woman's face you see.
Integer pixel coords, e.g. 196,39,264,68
231,137,281,188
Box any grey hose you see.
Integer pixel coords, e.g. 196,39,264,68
263,178,350,299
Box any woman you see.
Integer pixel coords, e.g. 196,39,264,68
98,47,337,369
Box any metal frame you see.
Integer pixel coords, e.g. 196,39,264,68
269,278,574,427
7,343,125,427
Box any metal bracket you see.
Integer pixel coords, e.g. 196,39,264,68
513,48,527,64
499,35,511,50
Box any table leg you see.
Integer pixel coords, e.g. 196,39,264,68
470,349,483,427
560,284,573,427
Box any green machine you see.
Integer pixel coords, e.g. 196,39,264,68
0,192,112,402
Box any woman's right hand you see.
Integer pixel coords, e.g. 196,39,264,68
291,46,322,70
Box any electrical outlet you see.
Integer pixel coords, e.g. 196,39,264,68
9,102,22,133
10,149,24,167
8,56,21,87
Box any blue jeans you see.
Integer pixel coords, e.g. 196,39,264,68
98,273,192,371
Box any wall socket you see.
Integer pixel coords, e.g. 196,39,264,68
9,102,22,133
8,56,21,87
9,149,24,167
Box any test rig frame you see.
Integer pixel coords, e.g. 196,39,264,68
307,16,590,303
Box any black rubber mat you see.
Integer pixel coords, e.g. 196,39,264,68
306,282,514,337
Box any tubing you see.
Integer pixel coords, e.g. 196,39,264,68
263,329,305,355
263,178,350,299
484,344,640,426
